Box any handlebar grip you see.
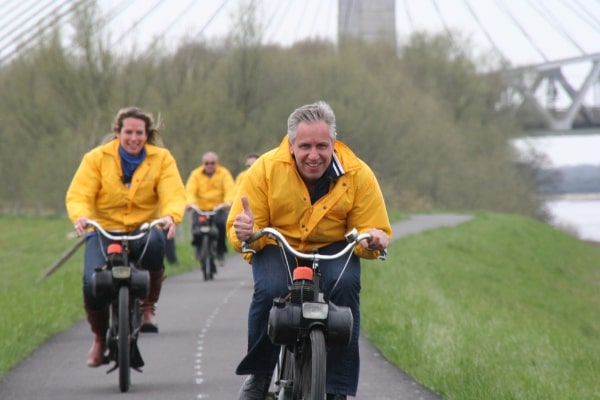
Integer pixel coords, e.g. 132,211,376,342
378,249,388,260
245,230,265,245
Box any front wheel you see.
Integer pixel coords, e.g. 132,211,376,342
118,286,131,392
299,329,326,400
199,236,213,281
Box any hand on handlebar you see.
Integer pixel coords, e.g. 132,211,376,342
233,196,255,242
73,216,89,237
160,215,177,240
360,228,389,252
215,202,231,211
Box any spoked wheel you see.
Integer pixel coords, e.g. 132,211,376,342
200,237,212,281
299,329,326,400
118,285,131,392
131,298,142,334
275,346,295,400
210,253,217,277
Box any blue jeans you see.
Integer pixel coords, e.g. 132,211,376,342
236,242,362,396
83,227,166,310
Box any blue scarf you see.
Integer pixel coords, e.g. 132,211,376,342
119,145,146,185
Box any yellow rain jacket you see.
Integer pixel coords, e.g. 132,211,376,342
227,136,392,262
234,169,249,188
185,165,235,210
66,139,186,232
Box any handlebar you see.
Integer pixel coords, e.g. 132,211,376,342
243,227,384,261
85,219,164,241
188,204,227,217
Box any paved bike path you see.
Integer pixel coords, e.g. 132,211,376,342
0,214,471,399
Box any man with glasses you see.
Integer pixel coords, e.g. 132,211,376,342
185,151,235,264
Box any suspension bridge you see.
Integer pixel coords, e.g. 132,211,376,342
1,0,599,132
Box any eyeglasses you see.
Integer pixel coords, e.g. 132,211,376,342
204,161,216,165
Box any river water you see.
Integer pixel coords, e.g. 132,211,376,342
512,134,600,241
544,199,600,241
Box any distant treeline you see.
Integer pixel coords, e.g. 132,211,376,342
0,1,545,218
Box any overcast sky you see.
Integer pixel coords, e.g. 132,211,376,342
86,1,599,167
97,0,600,66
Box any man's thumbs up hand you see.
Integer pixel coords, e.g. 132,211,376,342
234,196,255,241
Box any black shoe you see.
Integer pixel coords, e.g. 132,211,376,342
327,395,347,400
237,374,272,400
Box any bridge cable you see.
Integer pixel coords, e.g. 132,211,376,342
110,0,167,47
493,0,548,62
557,0,600,34
193,0,232,38
0,0,58,48
129,0,231,106
292,0,310,43
0,0,83,65
401,0,414,32
264,0,287,44
100,0,140,30
526,0,586,55
324,0,335,42
0,0,74,64
0,0,39,34
572,0,600,29
153,0,203,43
462,0,505,59
430,0,452,37
307,0,325,41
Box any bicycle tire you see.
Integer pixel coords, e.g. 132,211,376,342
208,236,216,279
200,236,212,281
118,285,131,392
299,329,326,400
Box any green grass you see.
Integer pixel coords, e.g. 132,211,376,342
362,212,600,399
3,212,600,400
0,214,199,378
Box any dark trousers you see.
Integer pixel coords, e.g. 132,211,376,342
236,242,362,396
164,231,178,264
213,210,228,256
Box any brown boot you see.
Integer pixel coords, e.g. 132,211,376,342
85,307,109,367
141,269,165,333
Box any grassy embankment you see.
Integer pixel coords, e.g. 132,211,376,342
2,212,600,399
362,211,600,399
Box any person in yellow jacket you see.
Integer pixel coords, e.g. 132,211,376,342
234,152,260,187
227,101,392,400
66,107,186,367
185,151,235,263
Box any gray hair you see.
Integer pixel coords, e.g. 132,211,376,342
287,101,337,143
202,151,218,163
